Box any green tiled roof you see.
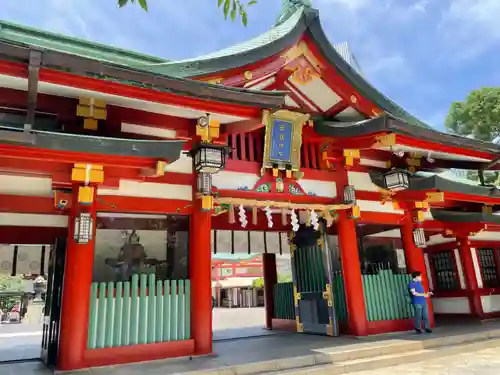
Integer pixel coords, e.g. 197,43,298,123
0,20,167,67
0,1,432,130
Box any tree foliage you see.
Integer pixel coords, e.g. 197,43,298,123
445,87,500,142
252,274,292,288
117,0,257,26
0,275,24,292
445,88,500,185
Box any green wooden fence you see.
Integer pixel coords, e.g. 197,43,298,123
362,270,412,321
272,270,411,324
332,272,348,323
273,282,295,320
88,274,190,349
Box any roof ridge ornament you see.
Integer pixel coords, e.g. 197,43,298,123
275,0,313,25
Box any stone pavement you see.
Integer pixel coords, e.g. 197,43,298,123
351,346,500,375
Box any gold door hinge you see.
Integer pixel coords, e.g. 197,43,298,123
322,284,333,307
293,285,301,306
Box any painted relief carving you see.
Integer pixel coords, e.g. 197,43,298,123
289,184,303,195
256,183,272,192
281,41,323,72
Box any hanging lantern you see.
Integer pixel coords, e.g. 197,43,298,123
413,227,427,248
384,169,410,192
343,185,356,205
197,172,212,195
190,143,227,174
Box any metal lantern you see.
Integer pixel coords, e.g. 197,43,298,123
197,172,212,195
384,169,410,192
74,212,93,244
413,227,427,248
192,144,226,174
343,185,356,205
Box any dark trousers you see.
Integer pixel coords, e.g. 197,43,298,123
413,303,430,330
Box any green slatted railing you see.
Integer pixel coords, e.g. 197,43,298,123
363,270,412,321
331,270,411,323
271,270,412,324
293,245,324,293
332,271,348,323
87,274,190,349
273,282,295,320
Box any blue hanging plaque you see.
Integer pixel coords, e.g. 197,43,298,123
269,119,293,163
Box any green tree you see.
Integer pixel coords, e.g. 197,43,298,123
445,87,500,142
117,0,257,26
445,87,500,185
251,274,293,288
0,275,23,292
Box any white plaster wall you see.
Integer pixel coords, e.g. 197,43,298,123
432,297,470,314
211,171,260,191
347,171,379,192
164,152,192,174
297,179,337,198
0,213,68,227
0,175,52,197
426,235,456,246
454,248,466,289
98,179,192,201
481,295,500,314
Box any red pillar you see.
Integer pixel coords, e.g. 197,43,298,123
58,185,96,370
262,253,277,329
337,210,368,336
400,215,434,327
189,184,212,355
457,237,483,317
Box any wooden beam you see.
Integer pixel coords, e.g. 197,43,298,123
325,101,350,117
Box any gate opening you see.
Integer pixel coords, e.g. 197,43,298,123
0,238,66,368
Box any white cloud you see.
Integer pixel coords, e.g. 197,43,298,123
322,0,370,11
411,0,429,13
439,0,500,59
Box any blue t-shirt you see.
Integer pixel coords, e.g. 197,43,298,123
408,280,426,305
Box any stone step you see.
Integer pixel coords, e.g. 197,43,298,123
265,338,500,375
182,328,500,375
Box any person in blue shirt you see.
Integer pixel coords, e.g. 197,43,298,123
408,271,433,334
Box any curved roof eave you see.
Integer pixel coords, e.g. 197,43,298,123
306,17,430,129
368,171,500,199
139,8,311,78
314,114,500,155
431,209,500,225
142,6,433,132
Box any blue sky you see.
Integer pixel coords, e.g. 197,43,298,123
3,0,500,130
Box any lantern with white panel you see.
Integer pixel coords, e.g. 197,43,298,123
197,172,212,195
413,227,427,248
343,185,356,205
384,169,410,192
191,143,227,174
73,212,93,244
